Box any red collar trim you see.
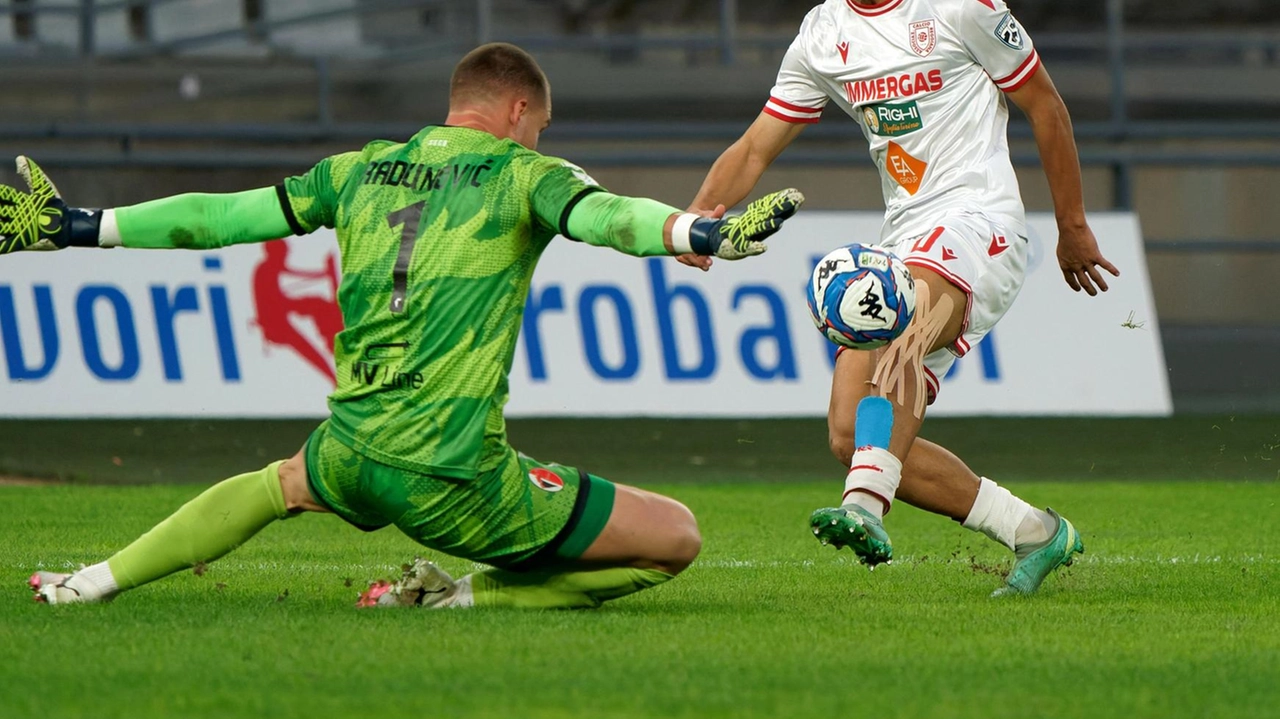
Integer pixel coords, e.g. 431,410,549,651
845,0,905,16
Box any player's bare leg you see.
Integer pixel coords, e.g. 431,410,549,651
362,485,701,609
830,359,982,522
30,450,323,604
809,272,961,566
817,269,1083,591
829,410,1077,583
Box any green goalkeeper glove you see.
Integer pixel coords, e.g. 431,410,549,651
679,188,805,260
0,156,103,254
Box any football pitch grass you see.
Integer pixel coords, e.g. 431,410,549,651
1,417,1278,719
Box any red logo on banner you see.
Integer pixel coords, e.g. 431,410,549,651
251,240,343,384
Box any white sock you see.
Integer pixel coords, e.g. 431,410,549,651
961,477,1059,553
1014,507,1058,556
69,561,119,600
962,477,1031,551
841,447,903,519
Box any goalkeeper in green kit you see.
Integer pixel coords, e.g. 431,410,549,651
3,43,803,609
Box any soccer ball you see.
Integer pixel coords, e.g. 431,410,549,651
807,244,916,349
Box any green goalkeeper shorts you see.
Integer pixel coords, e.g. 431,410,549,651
303,421,616,570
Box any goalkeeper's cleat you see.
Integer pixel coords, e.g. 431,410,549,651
357,557,457,609
28,571,104,605
991,508,1084,597
809,504,893,569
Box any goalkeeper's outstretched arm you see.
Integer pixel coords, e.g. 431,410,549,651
97,189,293,250
674,112,806,272
0,156,802,259
563,189,804,262
0,156,292,254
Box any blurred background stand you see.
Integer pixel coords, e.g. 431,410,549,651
1,0,1278,412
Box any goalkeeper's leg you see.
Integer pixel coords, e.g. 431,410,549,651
30,451,325,604
364,483,701,610
459,484,701,609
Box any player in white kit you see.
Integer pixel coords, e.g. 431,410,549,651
686,0,1119,595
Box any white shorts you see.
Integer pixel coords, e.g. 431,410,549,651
880,211,1028,403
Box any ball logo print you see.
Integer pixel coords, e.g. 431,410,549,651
855,250,889,271
528,468,565,492
858,285,886,323
807,244,917,350
909,20,936,57
811,254,855,299
841,274,895,332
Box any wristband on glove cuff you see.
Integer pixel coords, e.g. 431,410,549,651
670,213,720,256
61,208,120,248
63,208,106,248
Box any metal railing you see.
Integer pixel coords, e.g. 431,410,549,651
4,1,1280,61
1,0,1279,211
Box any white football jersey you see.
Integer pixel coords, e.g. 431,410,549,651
765,0,1041,242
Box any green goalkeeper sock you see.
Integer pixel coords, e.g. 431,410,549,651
106,461,291,592
460,567,674,609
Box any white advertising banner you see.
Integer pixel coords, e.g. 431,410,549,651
0,212,1170,418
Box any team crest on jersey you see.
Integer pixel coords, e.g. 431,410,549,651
909,20,936,57
995,13,1025,50
528,468,565,493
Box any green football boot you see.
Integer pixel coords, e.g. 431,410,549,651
991,508,1084,597
809,504,893,569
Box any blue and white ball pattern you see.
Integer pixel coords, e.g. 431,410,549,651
807,244,916,349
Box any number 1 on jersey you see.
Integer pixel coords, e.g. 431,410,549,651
386,201,427,314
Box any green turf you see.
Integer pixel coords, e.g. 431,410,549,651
2,480,1277,719
1,416,1278,484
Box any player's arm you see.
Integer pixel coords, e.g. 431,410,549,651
681,11,824,271
691,112,808,213
957,0,1118,295
564,188,804,261
0,153,353,254
528,155,802,261
0,158,291,252
1008,68,1119,295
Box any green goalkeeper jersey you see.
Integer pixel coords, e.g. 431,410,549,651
279,126,603,478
